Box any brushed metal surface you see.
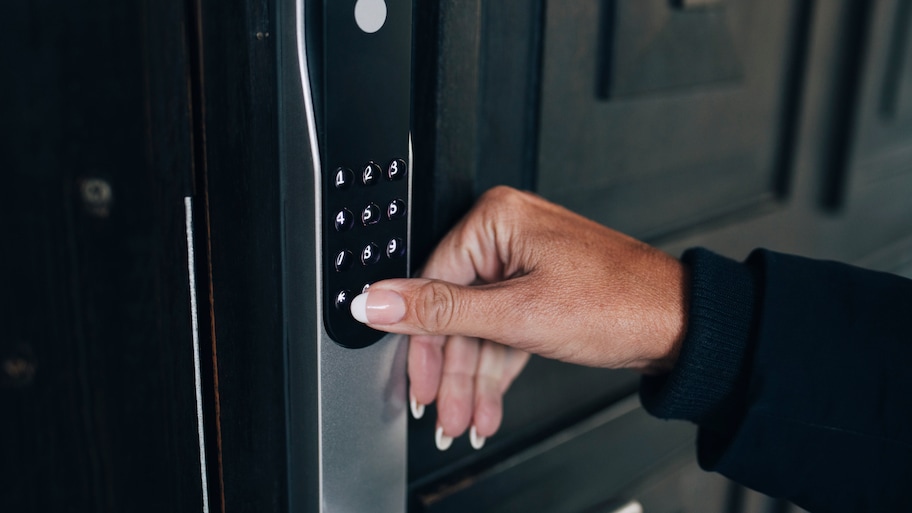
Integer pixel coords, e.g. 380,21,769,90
290,0,410,510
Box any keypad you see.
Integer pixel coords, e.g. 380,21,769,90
327,157,409,344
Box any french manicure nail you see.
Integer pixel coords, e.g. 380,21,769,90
410,396,425,419
351,293,369,323
470,425,486,450
349,289,407,325
435,426,453,451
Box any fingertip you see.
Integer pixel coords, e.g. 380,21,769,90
471,397,503,438
435,425,453,451
410,395,425,420
469,425,486,450
350,293,368,323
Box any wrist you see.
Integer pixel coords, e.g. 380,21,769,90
641,253,690,375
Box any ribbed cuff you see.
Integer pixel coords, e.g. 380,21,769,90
640,248,758,426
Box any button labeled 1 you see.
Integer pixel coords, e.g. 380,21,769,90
334,167,354,189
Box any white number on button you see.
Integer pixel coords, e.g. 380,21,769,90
336,211,347,225
387,239,398,254
363,165,374,182
335,171,346,187
388,202,399,217
362,245,373,260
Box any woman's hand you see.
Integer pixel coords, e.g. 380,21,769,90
350,186,689,450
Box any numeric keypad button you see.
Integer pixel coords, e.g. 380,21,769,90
334,208,354,232
335,289,353,311
361,162,381,186
386,159,407,181
387,199,406,220
361,203,381,226
386,238,405,259
361,243,381,265
334,250,353,272
334,167,354,189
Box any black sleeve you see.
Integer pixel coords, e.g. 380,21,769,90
640,248,912,512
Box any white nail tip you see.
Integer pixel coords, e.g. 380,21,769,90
435,426,453,451
410,397,425,419
350,293,368,324
470,425,486,450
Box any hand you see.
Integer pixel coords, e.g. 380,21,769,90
350,186,689,450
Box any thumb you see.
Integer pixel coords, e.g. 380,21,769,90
350,278,525,342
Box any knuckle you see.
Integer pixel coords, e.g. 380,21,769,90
481,185,525,209
414,281,459,333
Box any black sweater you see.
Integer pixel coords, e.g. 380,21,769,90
641,248,912,512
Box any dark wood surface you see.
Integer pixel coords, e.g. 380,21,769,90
1,0,206,511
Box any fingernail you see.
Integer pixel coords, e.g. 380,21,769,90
350,289,407,325
410,396,425,420
435,426,453,451
469,425,486,450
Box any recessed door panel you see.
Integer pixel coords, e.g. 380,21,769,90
536,0,803,240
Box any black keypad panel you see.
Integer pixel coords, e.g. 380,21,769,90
324,157,409,347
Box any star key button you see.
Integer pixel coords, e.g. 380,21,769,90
335,289,353,311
